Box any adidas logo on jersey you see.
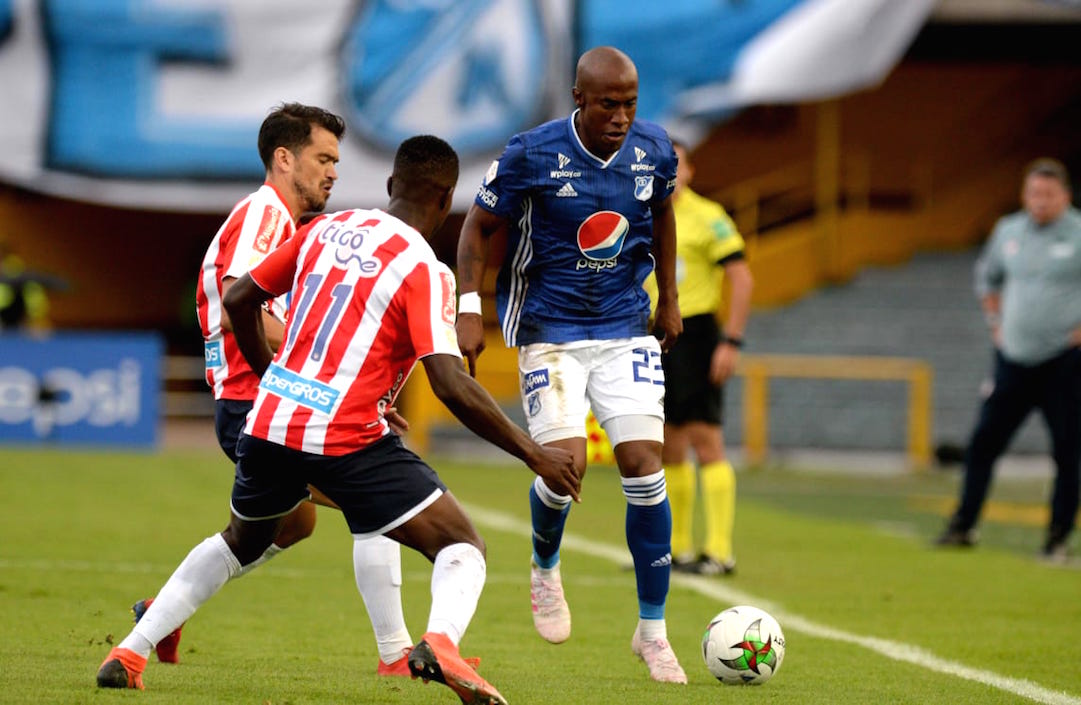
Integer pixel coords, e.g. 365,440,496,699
556,182,578,197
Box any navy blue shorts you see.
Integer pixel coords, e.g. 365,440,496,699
214,398,253,463
231,433,447,538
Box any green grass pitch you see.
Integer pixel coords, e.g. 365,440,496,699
0,445,1078,704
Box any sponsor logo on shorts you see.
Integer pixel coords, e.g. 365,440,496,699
204,340,223,368
260,363,340,414
522,368,549,394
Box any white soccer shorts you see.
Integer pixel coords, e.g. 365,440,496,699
517,336,665,446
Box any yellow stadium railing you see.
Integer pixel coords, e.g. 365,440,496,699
736,354,933,469
399,342,933,470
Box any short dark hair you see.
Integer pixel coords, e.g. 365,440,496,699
257,103,346,170
1024,157,1071,191
392,135,459,189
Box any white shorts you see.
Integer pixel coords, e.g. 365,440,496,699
518,336,665,446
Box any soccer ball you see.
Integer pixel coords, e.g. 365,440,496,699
701,605,785,685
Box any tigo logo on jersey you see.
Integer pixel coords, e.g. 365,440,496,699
320,220,382,276
577,211,629,261
522,368,549,394
261,364,340,414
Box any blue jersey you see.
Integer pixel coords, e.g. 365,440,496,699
475,112,677,346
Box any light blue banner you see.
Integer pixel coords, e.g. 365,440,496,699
0,332,162,447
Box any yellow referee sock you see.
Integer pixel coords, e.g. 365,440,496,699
700,460,735,562
665,461,696,560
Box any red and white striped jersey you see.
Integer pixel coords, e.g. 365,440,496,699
243,208,462,456
196,183,295,400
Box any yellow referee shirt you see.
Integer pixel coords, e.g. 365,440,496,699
645,187,745,318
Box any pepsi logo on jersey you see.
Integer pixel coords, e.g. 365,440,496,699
576,211,628,270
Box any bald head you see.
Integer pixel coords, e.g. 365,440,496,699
572,47,639,158
575,46,637,93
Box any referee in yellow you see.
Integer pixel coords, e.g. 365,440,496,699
646,141,753,576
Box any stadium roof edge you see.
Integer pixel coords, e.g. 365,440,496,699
932,0,1081,23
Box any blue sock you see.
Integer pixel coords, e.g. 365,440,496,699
530,476,571,569
623,472,671,620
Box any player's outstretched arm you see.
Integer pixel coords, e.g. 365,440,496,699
455,204,506,376
422,353,580,501
223,273,276,377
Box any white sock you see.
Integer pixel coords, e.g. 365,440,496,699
638,617,667,642
236,543,283,577
122,534,241,656
427,543,486,645
353,535,412,663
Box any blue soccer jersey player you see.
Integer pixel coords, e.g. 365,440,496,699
456,46,687,684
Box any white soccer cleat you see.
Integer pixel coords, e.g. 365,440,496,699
631,626,688,684
530,560,571,644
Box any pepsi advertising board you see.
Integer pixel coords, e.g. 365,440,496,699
0,333,162,447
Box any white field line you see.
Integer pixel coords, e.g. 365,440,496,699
465,503,1081,705
5,507,1078,704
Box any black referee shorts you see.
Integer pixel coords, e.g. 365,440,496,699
662,313,724,426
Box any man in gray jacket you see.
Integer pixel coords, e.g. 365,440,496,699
937,158,1081,562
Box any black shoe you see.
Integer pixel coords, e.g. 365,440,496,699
934,526,977,547
671,555,699,574
692,554,736,576
1040,529,1070,564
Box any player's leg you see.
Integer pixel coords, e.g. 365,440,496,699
592,336,686,684
353,534,414,675
130,398,253,664
687,420,736,574
660,317,711,569
390,493,505,704
661,423,696,567
99,434,306,689
518,343,588,643
321,438,503,703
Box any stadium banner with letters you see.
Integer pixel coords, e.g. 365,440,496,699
0,332,162,447
0,0,934,213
